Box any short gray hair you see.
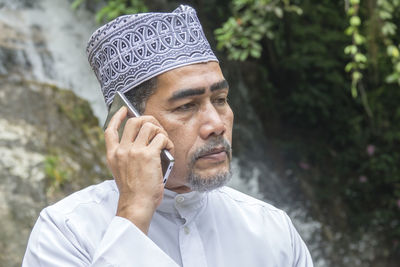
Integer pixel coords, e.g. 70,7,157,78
124,77,157,114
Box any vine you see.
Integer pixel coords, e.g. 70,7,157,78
344,0,372,118
344,0,367,96
377,0,400,84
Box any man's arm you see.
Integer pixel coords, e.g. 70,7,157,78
283,213,314,267
22,208,179,266
105,107,174,234
23,107,177,266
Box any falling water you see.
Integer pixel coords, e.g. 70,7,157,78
0,0,107,121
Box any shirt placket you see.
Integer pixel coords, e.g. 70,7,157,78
174,195,208,267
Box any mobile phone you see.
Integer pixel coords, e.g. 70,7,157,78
103,91,174,184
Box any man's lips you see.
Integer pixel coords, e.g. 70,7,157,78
197,148,227,161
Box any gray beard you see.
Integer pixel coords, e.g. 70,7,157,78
187,165,232,192
187,167,232,192
186,136,233,192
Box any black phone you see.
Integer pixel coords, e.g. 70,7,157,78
103,91,174,184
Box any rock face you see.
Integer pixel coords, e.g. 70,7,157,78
0,78,110,266
0,79,110,266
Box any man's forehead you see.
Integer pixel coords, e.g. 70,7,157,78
153,62,227,99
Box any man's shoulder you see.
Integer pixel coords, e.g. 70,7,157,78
211,186,284,215
208,187,294,242
42,180,118,219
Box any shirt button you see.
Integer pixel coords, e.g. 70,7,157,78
184,226,190,234
176,195,185,203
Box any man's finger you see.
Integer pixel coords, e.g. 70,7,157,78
135,122,168,147
120,117,142,146
139,115,163,128
105,106,127,150
149,133,174,154
120,116,167,146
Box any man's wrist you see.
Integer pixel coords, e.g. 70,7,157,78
116,197,156,234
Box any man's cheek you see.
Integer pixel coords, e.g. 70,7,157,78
169,136,192,168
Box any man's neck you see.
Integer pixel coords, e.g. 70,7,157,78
165,184,192,194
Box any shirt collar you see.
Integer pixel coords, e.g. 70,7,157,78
157,188,207,223
110,180,207,223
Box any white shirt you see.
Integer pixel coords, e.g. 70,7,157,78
23,180,313,267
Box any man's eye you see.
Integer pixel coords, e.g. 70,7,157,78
214,97,228,105
175,103,196,111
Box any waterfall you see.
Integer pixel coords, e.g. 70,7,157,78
0,0,108,122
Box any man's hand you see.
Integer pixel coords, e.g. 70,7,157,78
104,107,174,234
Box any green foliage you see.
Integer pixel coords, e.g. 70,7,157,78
214,0,400,255
214,0,302,61
72,0,148,23
344,0,367,98
44,154,71,193
378,0,400,85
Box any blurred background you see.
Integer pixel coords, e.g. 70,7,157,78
0,0,399,266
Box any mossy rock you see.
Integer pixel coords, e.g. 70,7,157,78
0,76,110,267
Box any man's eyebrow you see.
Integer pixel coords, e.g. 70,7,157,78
210,80,229,92
168,88,206,102
168,80,229,102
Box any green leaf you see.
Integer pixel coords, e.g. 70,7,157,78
347,7,355,16
382,22,397,36
379,10,392,20
285,5,303,15
355,53,367,63
250,48,261,58
393,46,399,58
351,85,358,98
274,7,283,18
354,33,365,45
71,0,85,10
344,45,357,55
231,50,241,60
387,45,399,58
266,31,274,39
385,73,399,83
352,71,362,81
345,62,355,72
239,50,249,61
251,33,263,41
345,26,355,35
95,7,110,23
350,16,361,27
108,9,121,21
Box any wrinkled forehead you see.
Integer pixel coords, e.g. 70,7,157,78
150,62,228,102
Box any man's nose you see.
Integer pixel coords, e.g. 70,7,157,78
199,102,226,139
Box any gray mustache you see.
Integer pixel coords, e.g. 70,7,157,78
190,137,232,163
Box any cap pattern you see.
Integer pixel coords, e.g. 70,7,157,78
87,5,218,107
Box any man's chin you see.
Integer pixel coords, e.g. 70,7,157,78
187,167,232,192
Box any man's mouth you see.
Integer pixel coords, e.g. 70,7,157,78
189,137,232,167
197,147,227,162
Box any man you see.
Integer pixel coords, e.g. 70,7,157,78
23,5,313,267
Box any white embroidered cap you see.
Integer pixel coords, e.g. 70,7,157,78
87,5,218,107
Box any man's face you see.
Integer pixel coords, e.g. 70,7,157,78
144,62,234,193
